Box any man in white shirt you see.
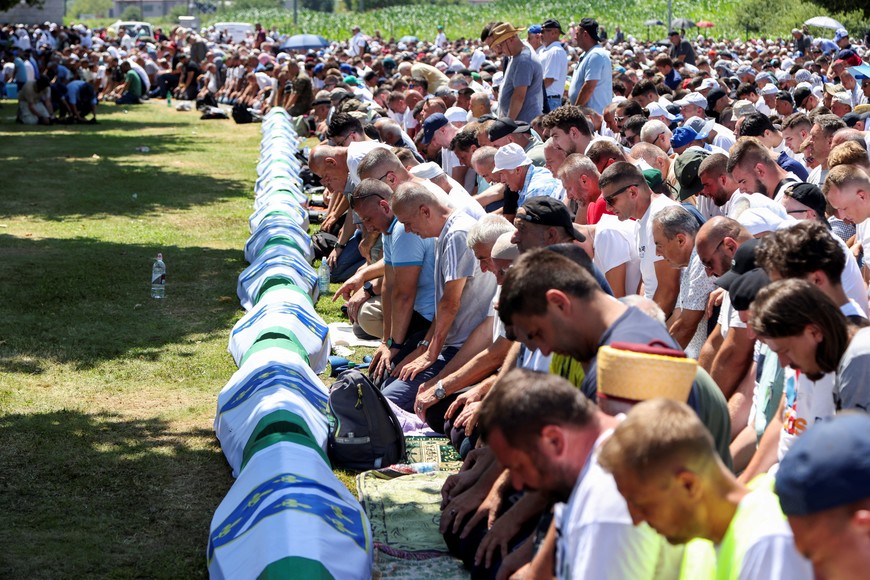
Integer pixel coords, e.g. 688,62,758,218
538,19,568,113
600,161,681,317
434,25,448,49
348,26,367,57
804,114,847,186
479,368,678,580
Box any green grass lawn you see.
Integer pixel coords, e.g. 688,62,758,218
0,101,353,577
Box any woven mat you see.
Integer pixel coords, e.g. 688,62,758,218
358,471,452,554
372,549,469,580
359,435,469,577
404,436,462,466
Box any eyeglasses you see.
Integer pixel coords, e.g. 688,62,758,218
700,239,725,271
333,133,352,147
602,182,636,206
350,190,384,209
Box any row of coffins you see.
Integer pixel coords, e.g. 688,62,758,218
209,108,373,579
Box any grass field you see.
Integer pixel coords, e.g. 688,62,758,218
0,100,342,577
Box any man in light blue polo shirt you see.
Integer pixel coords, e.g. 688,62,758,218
568,18,612,114
350,178,437,379
492,143,565,219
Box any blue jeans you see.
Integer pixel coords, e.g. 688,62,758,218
330,230,365,283
546,94,562,112
116,92,141,105
381,346,460,412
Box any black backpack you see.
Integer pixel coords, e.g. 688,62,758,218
327,369,405,471
232,102,253,124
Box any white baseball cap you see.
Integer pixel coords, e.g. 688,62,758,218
645,101,678,122
493,143,532,172
674,92,708,109
445,106,468,123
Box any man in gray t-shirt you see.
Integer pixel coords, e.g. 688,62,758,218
382,181,497,415
489,22,543,123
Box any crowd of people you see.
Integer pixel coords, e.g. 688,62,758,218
6,15,870,579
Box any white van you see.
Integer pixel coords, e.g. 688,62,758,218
108,20,154,39
212,22,255,44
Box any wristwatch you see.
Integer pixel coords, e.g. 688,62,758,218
386,338,404,349
434,381,447,400
335,242,347,250
417,339,430,349
363,281,376,298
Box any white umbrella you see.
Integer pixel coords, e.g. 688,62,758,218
803,16,845,31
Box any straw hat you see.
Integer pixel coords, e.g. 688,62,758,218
489,23,525,47
597,343,697,402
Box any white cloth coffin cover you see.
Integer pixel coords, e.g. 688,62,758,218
228,287,329,372
237,245,318,310
207,440,372,580
214,347,328,477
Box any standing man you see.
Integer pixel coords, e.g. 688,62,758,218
435,25,448,49
539,19,568,113
488,22,543,123
669,30,696,65
568,18,612,114
349,26,367,57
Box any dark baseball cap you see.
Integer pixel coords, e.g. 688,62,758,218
728,268,771,311
578,18,600,42
487,116,531,141
674,148,711,200
421,113,449,145
517,196,586,242
785,182,827,222
793,86,812,108
775,90,794,104
715,238,760,290
541,19,564,33
776,414,870,516
705,88,729,114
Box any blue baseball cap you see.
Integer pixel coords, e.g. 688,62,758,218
776,414,870,516
528,24,543,34
671,126,699,149
340,63,354,74
421,113,449,145
313,63,325,73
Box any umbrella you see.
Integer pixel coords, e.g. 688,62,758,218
804,16,845,30
280,34,329,51
399,35,419,44
644,19,664,26
696,21,715,28
849,65,870,80
671,18,697,30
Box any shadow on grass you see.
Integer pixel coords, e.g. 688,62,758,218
0,130,251,220
0,234,245,371
0,409,233,578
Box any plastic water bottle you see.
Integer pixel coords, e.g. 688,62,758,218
411,462,437,473
151,253,166,299
318,260,330,296
167,93,172,107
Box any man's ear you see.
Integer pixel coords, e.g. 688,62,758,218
539,424,567,458
544,288,572,314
